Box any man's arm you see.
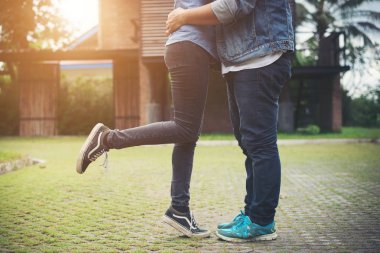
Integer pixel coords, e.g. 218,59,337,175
166,5,219,35
166,0,257,35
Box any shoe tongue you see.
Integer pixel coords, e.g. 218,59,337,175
244,215,253,224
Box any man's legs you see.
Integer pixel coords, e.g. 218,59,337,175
226,82,254,216
226,53,292,226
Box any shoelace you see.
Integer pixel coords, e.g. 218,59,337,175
190,212,200,230
90,148,108,171
234,216,250,231
234,210,245,221
100,151,108,171
90,148,106,161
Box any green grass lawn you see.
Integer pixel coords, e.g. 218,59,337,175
200,127,380,140
0,151,21,163
0,137,379,252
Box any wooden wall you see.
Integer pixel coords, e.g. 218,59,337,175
140,0,172,58
113,57,140,129
18,63,59,136
99,0,140,50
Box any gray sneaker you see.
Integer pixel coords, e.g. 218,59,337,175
76,123,110,174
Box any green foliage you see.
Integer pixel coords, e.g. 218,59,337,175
0,151,21,162
0,0,34,49
0,76,19,135
296,0,380,95
296,124,321,135
58,76,114,135
343,86,380,127
350,97,380,127
297,0,380,45
0,0,72,50
294,37,318,66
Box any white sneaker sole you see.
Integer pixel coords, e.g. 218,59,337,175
76,123,104,174
215,230,277,243
162,215,211,238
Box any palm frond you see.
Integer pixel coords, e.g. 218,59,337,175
356,21,380,33
340,0,379,10
346,25,376,47
304,0,318,6
342,10,380,22
295,3,312,26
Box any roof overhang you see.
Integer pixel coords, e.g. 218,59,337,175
0,49,138,62
292,66,350,79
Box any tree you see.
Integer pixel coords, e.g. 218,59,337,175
0,0,72,50
0,0,73,90
0,0,73,135
0,0,72,77
295,0,380,93
343,84,380,127
296,0,379,48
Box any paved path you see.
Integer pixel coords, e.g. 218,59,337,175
197,138,379,146
0,139,379,252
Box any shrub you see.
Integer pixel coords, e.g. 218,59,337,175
343,87,380,128
0,77,19,136
58,76,114,135
296,124,320,135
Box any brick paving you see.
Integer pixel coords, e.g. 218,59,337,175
0,139,379,252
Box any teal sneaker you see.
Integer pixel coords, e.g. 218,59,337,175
216,216,277,242
217,210,246,229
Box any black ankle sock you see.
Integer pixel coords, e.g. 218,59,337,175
172,205,190,213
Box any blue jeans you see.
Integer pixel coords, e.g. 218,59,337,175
225,53,292,226
107,41,211,207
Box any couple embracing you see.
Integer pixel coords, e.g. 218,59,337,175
76,0,294,243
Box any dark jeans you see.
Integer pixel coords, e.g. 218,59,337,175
225,53,292,226
107,41,211,207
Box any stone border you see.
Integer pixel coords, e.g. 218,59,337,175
0,157,45,175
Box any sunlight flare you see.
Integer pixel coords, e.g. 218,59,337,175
57,0,98,35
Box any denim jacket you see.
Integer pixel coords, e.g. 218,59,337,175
211,0,294,66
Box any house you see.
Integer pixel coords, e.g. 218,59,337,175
0,0,348,136
60,26,112,80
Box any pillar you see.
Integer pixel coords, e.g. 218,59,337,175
113,57,140,129
18,63,59,136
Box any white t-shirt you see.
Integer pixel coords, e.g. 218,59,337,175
222,52,283,74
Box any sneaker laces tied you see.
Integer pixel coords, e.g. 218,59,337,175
190,212,200,231
234,210,245,221
234,216,250,230
89,148,108,171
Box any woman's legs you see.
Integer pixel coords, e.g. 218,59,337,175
106,42,209,150
107,42,210,207
76,41,211,237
